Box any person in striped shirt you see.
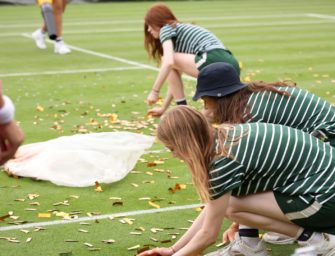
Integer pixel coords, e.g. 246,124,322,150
192,62,335,255
144,3,240,118
138,106,335,256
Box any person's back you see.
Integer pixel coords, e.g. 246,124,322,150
160,23,226,54
210,122,335,203
246,87,335,146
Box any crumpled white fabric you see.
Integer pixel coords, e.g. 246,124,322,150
4,132,154,187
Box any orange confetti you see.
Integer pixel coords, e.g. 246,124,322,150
95,181,103,192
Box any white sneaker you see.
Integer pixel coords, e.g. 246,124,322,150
205,234,268,256
54,40,71,55
263,232,296,245
298,233,335,256
32,29,46,49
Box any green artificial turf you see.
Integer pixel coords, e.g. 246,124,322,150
0,0,334,255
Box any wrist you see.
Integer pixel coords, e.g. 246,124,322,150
170,245,176,254
151,88,160,94
0,96,15,125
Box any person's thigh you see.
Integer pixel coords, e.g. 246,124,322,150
173,53,199,77
228,192,290,223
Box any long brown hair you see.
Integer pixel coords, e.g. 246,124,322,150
144,3,178,63
212,81,296,124
157,106,241,202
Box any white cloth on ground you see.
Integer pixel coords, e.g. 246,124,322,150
4,132,154,187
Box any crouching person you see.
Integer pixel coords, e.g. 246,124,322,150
138,106,335,256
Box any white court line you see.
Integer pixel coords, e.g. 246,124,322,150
0,13,310,28
2,19,334,38
306,13,335,20
0,203,203,232
21,33,159,71
21,33,196,81
0,67,145,78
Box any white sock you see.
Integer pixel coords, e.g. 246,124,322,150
239,225,261,247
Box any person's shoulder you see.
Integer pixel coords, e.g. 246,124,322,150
160,24,173,33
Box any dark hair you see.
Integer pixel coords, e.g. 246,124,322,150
212,81,296,124
144,3,178,63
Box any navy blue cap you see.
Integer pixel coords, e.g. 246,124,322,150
193,62,246,101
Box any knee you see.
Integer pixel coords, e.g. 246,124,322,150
225,204,239,221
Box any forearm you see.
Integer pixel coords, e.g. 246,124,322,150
152,63,172,92
174,229,216,256
171,207,207,253
161,89,173,111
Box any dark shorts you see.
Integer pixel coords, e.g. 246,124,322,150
195,48,240,75
274,192,335,235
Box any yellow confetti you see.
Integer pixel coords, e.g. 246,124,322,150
38,213,51,218
36,105,44,112
239,61,243,70
148,201,160,209
28,194,39,200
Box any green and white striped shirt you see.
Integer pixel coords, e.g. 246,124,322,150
209,123,335,206
160,23,225,54
245,87,335,142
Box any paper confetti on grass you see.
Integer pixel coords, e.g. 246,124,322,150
148,201,160,209
128,244,140,251
168,183,187,193
94,181,103,192
38,213,51,218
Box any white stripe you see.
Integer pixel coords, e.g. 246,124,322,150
0,13,312,28
306,13,335,20
272,87,291,123
0,13,320,29
0,67,144,78
0,203,203,232
20,34,196,82
2,19,334,38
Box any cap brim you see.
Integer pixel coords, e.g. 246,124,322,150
192,82,247,101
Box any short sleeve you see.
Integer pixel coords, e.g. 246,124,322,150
160,24,176,44
208,157,245,200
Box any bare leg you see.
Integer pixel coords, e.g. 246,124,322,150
173,53,199,77
166,53,199,102
166,69,185,100
226,192,300,237
53,0,67,38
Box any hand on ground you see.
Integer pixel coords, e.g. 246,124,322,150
147,107,165,118
222,222,239,242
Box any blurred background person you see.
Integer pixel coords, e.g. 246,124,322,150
32,0,71,55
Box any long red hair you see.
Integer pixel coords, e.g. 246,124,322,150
144,3,178,63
